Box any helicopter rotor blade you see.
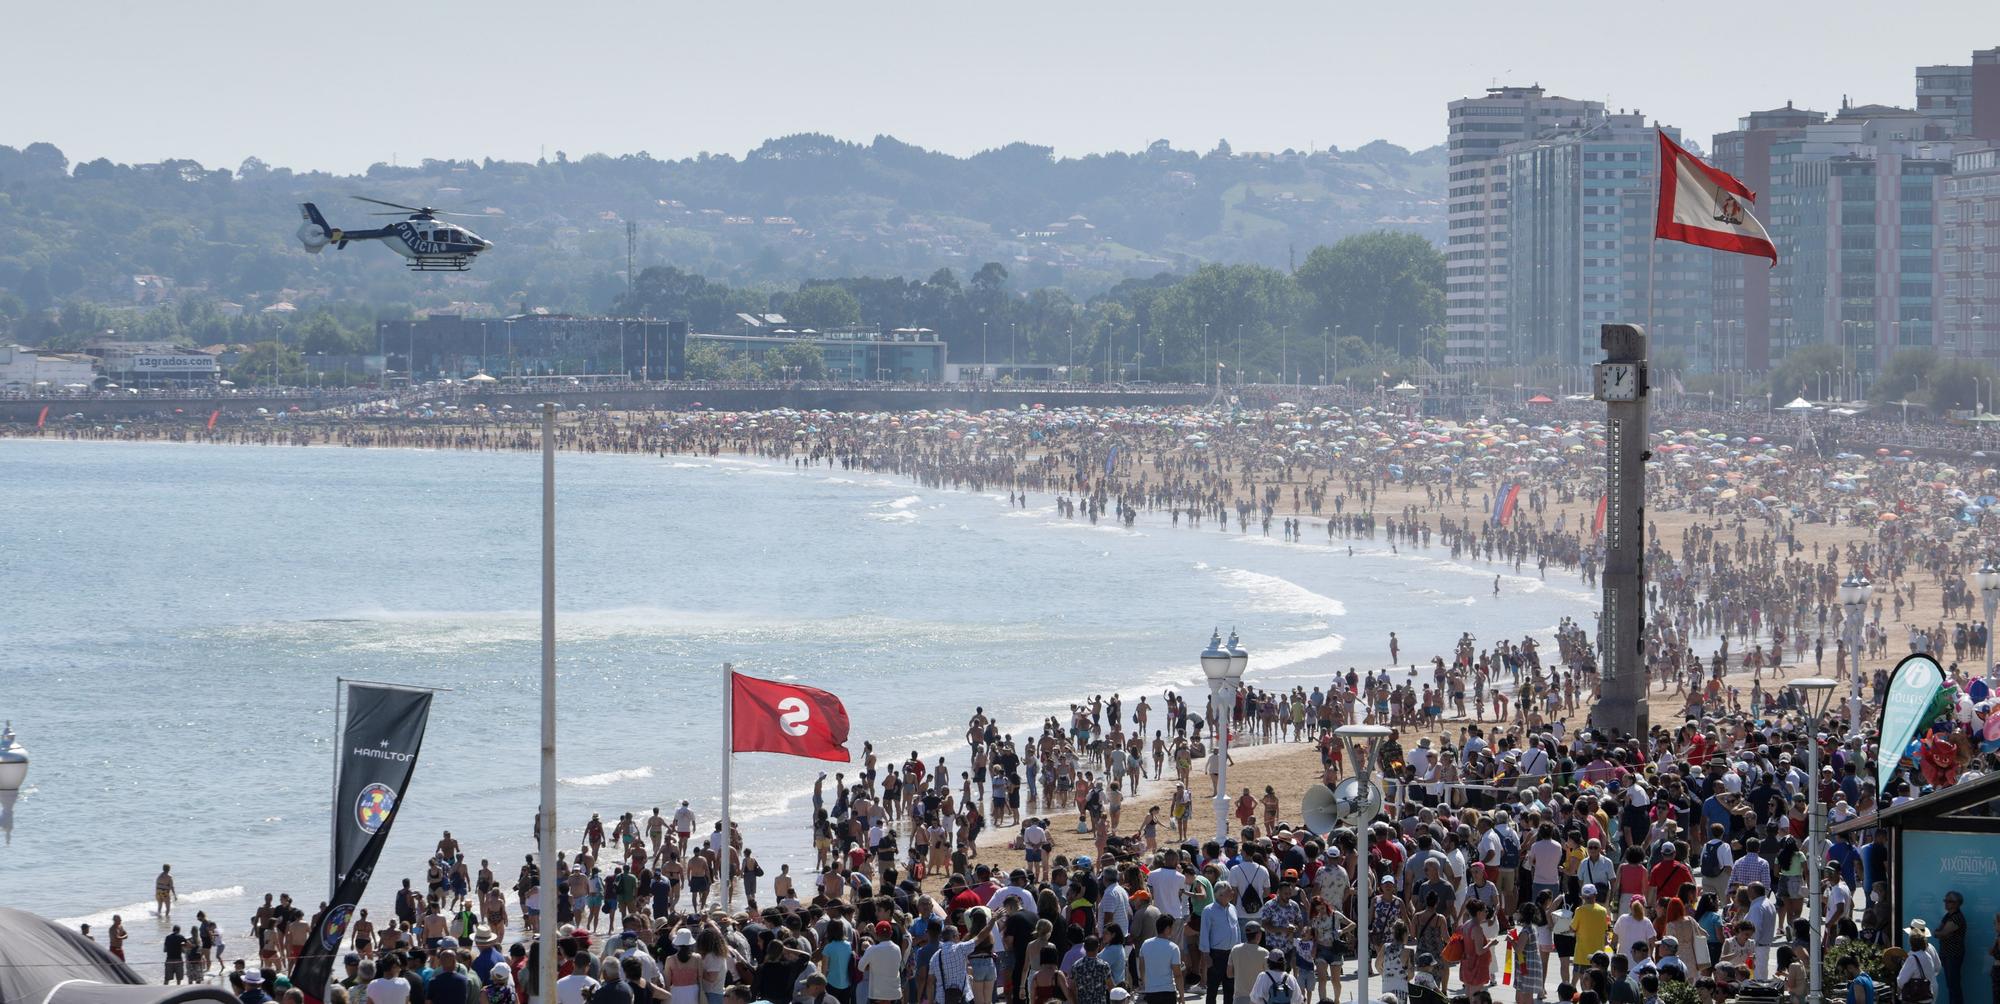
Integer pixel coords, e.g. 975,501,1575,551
351,195,426,213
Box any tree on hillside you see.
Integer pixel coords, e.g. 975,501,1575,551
782,284,862,329
1293,232,1445,357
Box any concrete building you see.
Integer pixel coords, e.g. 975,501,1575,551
1500,113,1709,366
1938,145,2000,360
1710,102,1827,370
0,345,98,391
692,326,946,382
1917,48,2000,140
1444,85,1604,364
80,339,218,386
1767,104,1961,381
375,315,685,382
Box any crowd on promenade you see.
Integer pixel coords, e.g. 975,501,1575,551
134,629,2000,1004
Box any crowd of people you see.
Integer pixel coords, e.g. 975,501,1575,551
37,392,2000,1004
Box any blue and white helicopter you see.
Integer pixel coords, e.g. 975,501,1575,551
296,196,494,271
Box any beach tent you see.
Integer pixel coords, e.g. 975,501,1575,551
1781,397,1815,411
0,908,237,1004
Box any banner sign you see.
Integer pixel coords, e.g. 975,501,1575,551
128,355,218,373
294,683,434,1003
1877,653,1945,793
1903,831,2000,1004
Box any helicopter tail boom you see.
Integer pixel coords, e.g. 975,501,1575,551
296,202,338,253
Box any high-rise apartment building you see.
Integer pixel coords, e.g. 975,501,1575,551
1499,114,1709,366
1444,86,1604,364
1767,104,1958,379
1710,103,1825,370
1917,48,2000,140
1938,146,2000,360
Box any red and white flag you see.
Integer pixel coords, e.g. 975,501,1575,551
1655,131,1777,265
730,671,851,762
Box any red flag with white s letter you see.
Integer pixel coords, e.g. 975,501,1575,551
1654,131,1777,265
730,672,851,762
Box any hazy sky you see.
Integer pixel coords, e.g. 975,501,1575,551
5,1,1994,174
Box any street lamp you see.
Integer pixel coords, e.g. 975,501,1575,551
1788,677,1837,1004
1978,561,2000,672
1200,629,1247,843
1335,724,1391,1004
1840,574,1873,734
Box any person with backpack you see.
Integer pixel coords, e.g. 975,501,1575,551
1696,825,1733,901
1244,951,1299,1004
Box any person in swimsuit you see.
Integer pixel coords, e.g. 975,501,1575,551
156,864,177,918
687,852,713,911
352,909,374,958
1028,945,1067,1004
108,916,127,961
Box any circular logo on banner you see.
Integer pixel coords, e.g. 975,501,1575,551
321,903,355,951
355,783,397,834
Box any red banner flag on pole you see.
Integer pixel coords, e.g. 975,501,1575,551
1655,130,1777,265
208,409,221,430
36,405,49,429
730,671,852,762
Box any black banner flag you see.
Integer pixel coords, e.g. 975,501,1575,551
294,683,434,1002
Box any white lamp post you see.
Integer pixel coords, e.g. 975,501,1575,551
1839,574,1872,735
1336,724,1391,1004
1978,561,2000,673
0,722,25,792
1789,677,1837,1004
1202,629,1247,843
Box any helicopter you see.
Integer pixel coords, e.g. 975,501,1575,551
296,196,494,271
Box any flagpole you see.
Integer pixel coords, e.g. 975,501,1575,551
329,678,343,900
1649,131,1661,337
537,402,557,1004
720,661,734,910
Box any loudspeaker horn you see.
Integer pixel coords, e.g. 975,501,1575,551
1301,782,1341,835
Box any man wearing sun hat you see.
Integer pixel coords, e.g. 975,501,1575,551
238,971,272,1004
471,930,508,987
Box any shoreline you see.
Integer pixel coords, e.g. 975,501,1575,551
10,408,1910,979
14,431,1603,965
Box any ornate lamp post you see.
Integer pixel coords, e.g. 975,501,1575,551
1840,574,1872,735
1336,724,1391,1004
1977,561,2000,673
1201,630,1248,842
1789,677,1837,1004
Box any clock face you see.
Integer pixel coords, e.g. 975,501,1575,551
1599,363,1639,401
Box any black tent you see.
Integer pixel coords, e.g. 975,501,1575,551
0,908,237,1004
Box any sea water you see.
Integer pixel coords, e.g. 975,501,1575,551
0,438,1592,957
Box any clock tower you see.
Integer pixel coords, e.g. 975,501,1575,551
1592,324,1650,739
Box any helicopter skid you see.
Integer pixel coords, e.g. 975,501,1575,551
406,255,474,272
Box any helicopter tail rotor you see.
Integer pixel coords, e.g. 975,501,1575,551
296,202,332,253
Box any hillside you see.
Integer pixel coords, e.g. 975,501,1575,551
0,135,1444,317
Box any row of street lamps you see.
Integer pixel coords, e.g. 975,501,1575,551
1200,629,1401,1003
